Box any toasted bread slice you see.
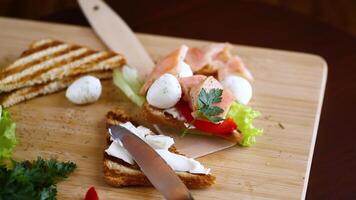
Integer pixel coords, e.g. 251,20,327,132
0,39,125,93
0,71,112,108
142,102,243,142
104,108,216,188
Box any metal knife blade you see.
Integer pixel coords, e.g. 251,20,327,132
109,125,194,200
78,0,154,80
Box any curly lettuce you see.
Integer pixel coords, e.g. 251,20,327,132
0,106,17,161
113,67,145,107
227,102,263,146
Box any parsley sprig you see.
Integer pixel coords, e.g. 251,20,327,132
0,157,76,200
196,88,224,123
181,88,225,136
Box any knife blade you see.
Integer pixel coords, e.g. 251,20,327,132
78,0,154,80
109,125,194,200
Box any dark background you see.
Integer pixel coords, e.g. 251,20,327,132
1,0,356,199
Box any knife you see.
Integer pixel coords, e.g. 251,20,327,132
78,0,154,80
109,125,194,200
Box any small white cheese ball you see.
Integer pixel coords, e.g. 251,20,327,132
147,73,182,109
66,75,102,105
177,61,193,78
222,75,252,105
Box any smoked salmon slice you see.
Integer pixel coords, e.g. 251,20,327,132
185,43,254,81
179,75,207,102
217,55,254,81
189,76,235,118
140,45,189,95
185,43,228,71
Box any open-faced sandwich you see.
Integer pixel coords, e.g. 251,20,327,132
113,43,263,146
104,108,215,188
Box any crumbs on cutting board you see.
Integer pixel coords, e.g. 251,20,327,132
261,114,286,130
263,115,272,120
278,122,285,129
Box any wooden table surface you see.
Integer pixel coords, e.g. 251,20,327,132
2,0,356,199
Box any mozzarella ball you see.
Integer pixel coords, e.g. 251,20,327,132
177,61,193,78
222,75,252,105
147,74,182,109
66,75,102,105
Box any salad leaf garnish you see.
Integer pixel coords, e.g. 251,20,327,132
0,106,17,162
196,88,224,123
227,101,263,146
113,68,145,107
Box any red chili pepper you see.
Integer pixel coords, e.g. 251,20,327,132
84,187,99,200
194,118,237,135
175,100,194,122
176,100,237,135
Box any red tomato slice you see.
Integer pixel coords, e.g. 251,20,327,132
84,187,99,200
176,100,237,135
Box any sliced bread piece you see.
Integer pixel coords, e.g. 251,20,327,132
0,71,112,108
104,108,216,188
0,39,125,93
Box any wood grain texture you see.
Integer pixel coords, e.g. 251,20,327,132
0,17,327,200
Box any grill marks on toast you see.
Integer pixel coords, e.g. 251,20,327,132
0,39,126,107
0,47,91,87
15,49,96,84
0,71,112,108
29,39,62,50
0,44,80,79
20,40,62,57
3,40,63,73
0,45,124,92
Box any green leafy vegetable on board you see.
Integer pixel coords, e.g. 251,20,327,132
0,106,17,162
196,88,224,123
113,68,145,107
0,157,77,200
227,101,263,146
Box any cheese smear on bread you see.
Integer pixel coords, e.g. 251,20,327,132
105,122,210,174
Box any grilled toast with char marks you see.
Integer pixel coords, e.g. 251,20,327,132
0,39,125,107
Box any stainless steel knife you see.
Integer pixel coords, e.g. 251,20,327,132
109,125,194,200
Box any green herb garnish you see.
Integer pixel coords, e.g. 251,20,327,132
0,157,77,200
196,88,224,123
180,88,225,136
0,106,17,162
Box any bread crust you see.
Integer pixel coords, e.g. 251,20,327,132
0,71,112,108
141,102,185,129
0,39,125,92
104,108,216,188
0,39,125,107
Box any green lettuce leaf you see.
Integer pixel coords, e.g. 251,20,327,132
113,68,145,107
121,65,143,94
0,106,17,161
227,102,263,146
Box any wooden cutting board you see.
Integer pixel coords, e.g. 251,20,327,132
0,17,327,200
